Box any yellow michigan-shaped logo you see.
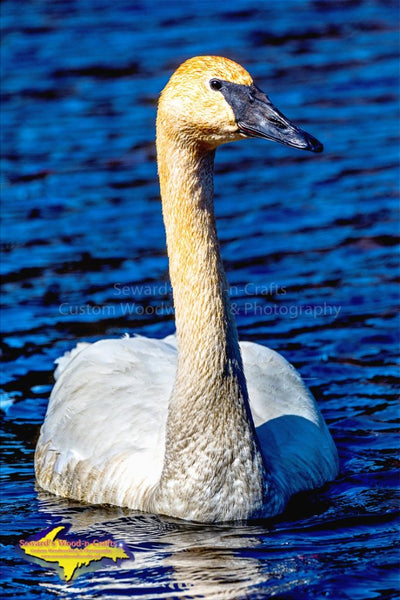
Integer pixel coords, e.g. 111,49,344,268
19,525,131,582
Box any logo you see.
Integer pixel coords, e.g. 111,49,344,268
19,525,131,582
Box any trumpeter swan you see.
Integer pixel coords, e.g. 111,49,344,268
35,56,338,522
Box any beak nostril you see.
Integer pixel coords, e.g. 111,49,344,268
222,80,322,152
268,117,287,130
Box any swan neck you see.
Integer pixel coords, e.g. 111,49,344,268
157,132,240,376
154,124,268,521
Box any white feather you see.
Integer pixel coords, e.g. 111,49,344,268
36,334,337,513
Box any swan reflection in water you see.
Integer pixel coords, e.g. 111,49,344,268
35,490,315,598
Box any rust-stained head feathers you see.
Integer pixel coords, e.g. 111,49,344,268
157,56,254,149
168,56,253,88
157,56,323,153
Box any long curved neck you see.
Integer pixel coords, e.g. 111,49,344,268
160,140,241,380
154,126,269,522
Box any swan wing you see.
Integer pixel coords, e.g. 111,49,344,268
36,335,337,511
35,335,177,509
240,341,339,497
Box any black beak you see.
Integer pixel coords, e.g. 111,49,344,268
219,81,323,153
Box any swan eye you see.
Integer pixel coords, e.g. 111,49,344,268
209,79,222,91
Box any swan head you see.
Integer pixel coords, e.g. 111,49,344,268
157,55,323,153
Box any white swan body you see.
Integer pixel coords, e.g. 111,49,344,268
35,56,338,522
36,335,337,519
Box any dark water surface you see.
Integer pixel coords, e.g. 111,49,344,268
1,1,399,598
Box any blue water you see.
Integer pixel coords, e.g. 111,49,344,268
1,0,399,598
